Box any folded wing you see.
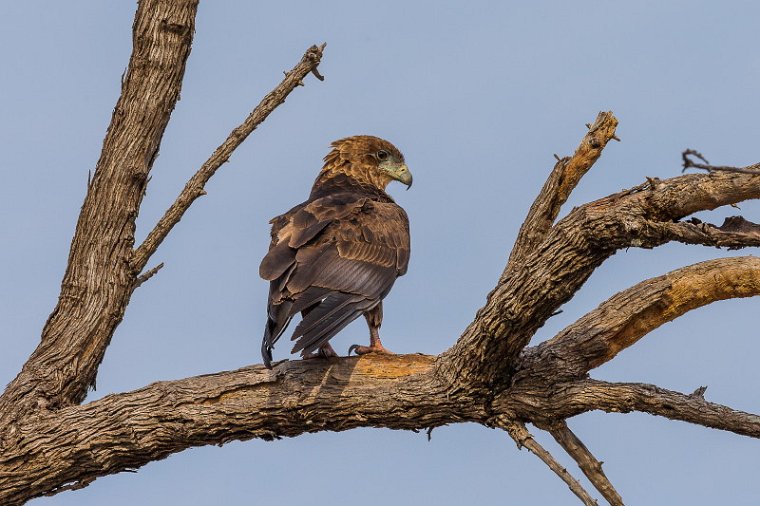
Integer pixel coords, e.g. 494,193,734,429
260,192,410,367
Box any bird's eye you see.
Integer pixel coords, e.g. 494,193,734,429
376,150,389,161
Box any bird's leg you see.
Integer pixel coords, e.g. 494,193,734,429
349,326,393,355
348,305,394,355
302,342,339,360
319,342,339,358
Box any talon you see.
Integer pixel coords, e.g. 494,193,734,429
348,343,394,356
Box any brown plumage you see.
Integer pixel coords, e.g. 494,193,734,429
259,136,412,368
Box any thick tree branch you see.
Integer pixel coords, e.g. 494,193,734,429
438,169,760,389
3,28,759,501
520,257,760,381
543,421,623,506
130,43,326,273
508,111,618,268
0,0,199,423
496,418,598,506
502,380,760,439
0,354,473,505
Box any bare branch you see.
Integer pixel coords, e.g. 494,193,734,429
438,168,760,388
134,262,165,288
131,43,327,272
504,380,760,439
650,216,760,250
508,111,618,268
0,354,470,504
543,421,624,506
522,257,760,381
496,418,598,506
682,149,760,175
0,0,199,419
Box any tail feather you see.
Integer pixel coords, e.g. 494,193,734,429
261,300,292,369
291,294,374,356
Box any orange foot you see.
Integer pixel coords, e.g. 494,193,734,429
348,342,394,356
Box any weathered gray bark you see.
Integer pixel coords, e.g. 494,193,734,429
2,2,760,505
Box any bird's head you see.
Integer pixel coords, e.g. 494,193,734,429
317,135,413,190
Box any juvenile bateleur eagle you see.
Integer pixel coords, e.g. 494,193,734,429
259,136,412,368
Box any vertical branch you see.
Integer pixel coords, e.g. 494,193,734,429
507,112,618,268
0,0,199,424
436,113,618,388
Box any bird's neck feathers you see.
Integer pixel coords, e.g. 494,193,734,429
311,156,393,199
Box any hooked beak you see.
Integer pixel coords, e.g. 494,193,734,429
382,162,413,190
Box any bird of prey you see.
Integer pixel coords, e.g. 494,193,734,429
259,135,412,368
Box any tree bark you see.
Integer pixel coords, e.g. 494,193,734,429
2,2,760,505
0,0,198,424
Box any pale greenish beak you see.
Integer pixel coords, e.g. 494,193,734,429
381,162,413,189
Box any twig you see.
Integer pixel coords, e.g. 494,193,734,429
130,43,327,272
682,149,760,175
134,262,165,288
544,421,624,506
496,418,598,506
311,66,325,81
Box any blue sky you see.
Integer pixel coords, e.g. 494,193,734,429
2,1,760,504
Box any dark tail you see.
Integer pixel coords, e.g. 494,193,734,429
262,300,292,369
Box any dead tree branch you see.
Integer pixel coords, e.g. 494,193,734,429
131,43,326,272
682,149,760,175
134,262,165,288
502,380,760,439
439,155,760,388
0,0,199,423
496,418,599,506
1,2,760,502
649,217,760,249
521,256,760,381
508,111,618,268
0,355,467,505
543,421,623,506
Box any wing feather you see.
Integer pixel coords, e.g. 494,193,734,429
260,190,410,366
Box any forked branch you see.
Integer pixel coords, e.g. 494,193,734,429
2,10,760,500
682,149,760,175
496,418,598,506
0,0,199,419
440,158,760,388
